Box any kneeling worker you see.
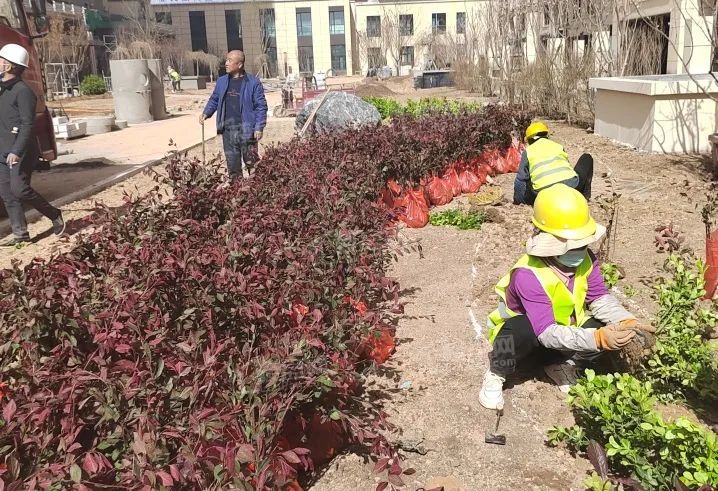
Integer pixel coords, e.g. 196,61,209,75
480,184,652,409
513,122,594,206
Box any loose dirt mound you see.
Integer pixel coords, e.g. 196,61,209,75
354,79,397,98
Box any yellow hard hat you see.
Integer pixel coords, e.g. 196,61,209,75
525,121,549,142
532,184,597,240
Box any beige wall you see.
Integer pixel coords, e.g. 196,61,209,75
352,0,486,76
153,0,353,77
591,76,718,154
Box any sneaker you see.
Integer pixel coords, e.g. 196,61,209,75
544,360,579,393
0,236,30,247
52,213,66,236
479,370,505,410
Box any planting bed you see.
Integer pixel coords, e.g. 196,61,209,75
0,106,529,489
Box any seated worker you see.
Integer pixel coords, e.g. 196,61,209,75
479,184,652,410
513,122,594,206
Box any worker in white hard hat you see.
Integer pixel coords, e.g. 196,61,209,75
0,43,65,245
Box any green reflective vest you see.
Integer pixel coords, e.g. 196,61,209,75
526,138,577,191
487,254,592,343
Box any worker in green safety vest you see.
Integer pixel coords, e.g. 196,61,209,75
479,184,654,410
168,66,181,92
513,121,594,206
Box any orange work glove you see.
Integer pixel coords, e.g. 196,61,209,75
594,324,637,350
618,319,657,333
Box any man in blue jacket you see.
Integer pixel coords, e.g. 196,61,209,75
199,50,268,179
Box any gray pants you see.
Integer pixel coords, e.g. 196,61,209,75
0,148,60,239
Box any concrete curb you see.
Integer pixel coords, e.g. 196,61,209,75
0,137,211,238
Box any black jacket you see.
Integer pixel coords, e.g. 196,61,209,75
0,77,37,159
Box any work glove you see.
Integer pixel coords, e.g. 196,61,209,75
617,319,657,333
594,324,637,351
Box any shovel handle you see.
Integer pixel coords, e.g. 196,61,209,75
201,121,206,165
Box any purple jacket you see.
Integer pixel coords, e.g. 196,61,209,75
505,256,609,336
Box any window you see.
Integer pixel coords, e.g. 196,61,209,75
367,47,384,68
225,10,243,51
298,46,314,72
329,9,345,34
331,44,346,72
400,46,414,66
155,11,172,25
456,12,465,34
189,11,208,52
367,15,380,37
260,8,276,38
432,13,446,34
399,14,413,36
296,11,312,37
543,4,551,26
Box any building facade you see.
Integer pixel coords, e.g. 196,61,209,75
151,0,355,77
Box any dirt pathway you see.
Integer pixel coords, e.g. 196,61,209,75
311,203,591,490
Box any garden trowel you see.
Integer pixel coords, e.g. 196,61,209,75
485,401,506,445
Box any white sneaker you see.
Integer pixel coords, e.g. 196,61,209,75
479,370,505,409
544,360,579,393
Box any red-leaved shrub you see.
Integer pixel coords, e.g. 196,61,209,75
0,104,530,489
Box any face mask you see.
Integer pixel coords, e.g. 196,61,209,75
555,248,587,268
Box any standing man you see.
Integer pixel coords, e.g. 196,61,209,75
513,121,594,206
0,44,64,246
199,50,268,179
168,66,181,92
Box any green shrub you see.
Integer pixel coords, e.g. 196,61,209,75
80,74,107,95
363,96,403,119
600,262,621,288
429,209,485,230
363,96,481,120
548,370,718,490
640,255,718,401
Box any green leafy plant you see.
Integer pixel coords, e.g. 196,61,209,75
548,370,718,490
624,285,638,298
363,96,481,120
79,74,107,95
641,255,718,401
601,262,622,288
429,209,485,230
363,96,403,119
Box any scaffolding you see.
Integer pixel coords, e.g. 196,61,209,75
45,63,80,97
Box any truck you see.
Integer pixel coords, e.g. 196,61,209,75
0,0,56,161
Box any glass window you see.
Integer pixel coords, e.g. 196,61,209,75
260,8,276,38
329,9,344,35
457,12,465,34
225,10,243,51
155,11,172,25
298,46,314,72
432,13,446,34
0,0,23,30
399,14,413,36
331,44,346,71
296,11,312,37
189,11,208,52
367,15,380,37
400,46,414,66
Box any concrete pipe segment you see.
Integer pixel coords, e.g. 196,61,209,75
81,116,115,135
110,59,153,124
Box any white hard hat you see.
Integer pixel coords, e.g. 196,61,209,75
0,44,29,68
